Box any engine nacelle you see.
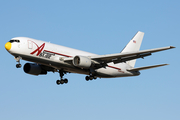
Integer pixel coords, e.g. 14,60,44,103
23,63,47,76
73,56,92,69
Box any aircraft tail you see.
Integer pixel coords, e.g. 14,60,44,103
121,31,144,67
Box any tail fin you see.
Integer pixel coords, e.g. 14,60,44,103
121,31,144,67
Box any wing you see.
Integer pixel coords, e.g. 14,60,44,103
62,46,175,68
90,46,175,64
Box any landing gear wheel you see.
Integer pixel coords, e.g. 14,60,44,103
85,76,90,81
90,76,93,80
64,79,68,84
56,80,61,85
93,76,97,80
60,79,64,84
16,64,22,68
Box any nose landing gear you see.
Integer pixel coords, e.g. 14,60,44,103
15,56,22,68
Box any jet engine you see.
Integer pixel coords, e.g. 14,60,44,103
73,56,92,69
23,63,47,76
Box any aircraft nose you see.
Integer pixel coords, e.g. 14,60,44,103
5,42,12,51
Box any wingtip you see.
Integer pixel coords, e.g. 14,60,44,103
157,64,169,67
170,46,176,48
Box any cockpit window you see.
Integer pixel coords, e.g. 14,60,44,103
9,40,20,43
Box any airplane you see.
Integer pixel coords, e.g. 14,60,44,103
5,31,175,85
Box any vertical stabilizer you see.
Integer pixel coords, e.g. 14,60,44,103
121,31,144,67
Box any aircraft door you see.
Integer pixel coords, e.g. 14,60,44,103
28,40,33,49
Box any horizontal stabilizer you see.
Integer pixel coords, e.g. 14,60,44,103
127,64,169,71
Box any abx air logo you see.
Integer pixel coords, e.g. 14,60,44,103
30,43,45,56
28,40,55,59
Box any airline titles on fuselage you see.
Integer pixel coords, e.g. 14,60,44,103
39,51,55,59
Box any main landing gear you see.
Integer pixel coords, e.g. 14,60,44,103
15,56,22,68
85,68,98,81
56,70,68,85
85,75,97,81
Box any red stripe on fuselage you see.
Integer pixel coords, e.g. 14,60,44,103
108,65,124,73
43,50,122,71
108,65,121,70
44,50,72,57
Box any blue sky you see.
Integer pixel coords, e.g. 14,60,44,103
0,0,179,120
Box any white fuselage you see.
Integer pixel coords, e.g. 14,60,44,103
6,37,139,78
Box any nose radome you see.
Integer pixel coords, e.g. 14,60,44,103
5,42,11,51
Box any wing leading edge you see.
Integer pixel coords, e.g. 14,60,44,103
62,46,175,69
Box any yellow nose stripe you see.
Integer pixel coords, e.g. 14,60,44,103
5,42,12,51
